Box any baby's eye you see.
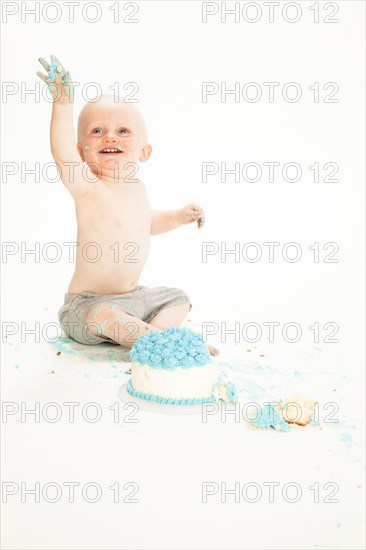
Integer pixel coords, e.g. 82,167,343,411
118,128,128,134
92,128,103,134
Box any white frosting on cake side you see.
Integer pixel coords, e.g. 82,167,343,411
130,362,220,400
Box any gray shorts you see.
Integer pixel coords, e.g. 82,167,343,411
58,285,191,345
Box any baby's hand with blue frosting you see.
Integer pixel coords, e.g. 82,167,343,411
179,203,206,229
36,55,73,104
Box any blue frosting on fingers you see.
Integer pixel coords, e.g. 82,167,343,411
47,60,65,82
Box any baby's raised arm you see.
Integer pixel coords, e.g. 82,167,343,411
37,55,93,199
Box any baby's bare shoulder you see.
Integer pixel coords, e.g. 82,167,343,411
77,176,148,200
123,178,148,195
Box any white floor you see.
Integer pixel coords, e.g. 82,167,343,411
2,305,365,550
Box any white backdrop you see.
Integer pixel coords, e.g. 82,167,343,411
2,2,365,344
2,2,364,351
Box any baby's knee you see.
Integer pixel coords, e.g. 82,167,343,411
86,302,132,332
172,288,192,310
86,302,118,332
86,302,110,325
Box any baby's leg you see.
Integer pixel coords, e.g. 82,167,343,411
85,303,160,349
86,302,219,356
148,302,190,329
148,304,219,356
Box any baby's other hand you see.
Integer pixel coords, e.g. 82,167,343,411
36,55,73,104
178,203,206,228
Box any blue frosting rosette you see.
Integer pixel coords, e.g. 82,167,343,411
130,327,211,370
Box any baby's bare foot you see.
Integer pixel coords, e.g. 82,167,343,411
208,345,220,356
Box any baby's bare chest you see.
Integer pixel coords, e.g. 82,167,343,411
76,183,151,232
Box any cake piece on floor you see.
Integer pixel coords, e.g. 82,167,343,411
245,396,317,432
246,403,291,432
279,395,318,426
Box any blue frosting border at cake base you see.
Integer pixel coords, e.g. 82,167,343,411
126,380,217,406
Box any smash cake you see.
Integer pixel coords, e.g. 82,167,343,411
127,327,238,405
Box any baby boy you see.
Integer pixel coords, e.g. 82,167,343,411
37,55,218,356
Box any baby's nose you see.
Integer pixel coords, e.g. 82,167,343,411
104,132,117,141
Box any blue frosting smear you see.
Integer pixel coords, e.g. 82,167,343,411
130,327,211,370
248,404,290,432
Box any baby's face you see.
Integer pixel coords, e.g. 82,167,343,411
77,99,151,179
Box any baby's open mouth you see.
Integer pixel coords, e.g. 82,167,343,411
99,147,124,154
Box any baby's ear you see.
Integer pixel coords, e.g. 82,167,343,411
77,143,85,162
139,144,152,163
